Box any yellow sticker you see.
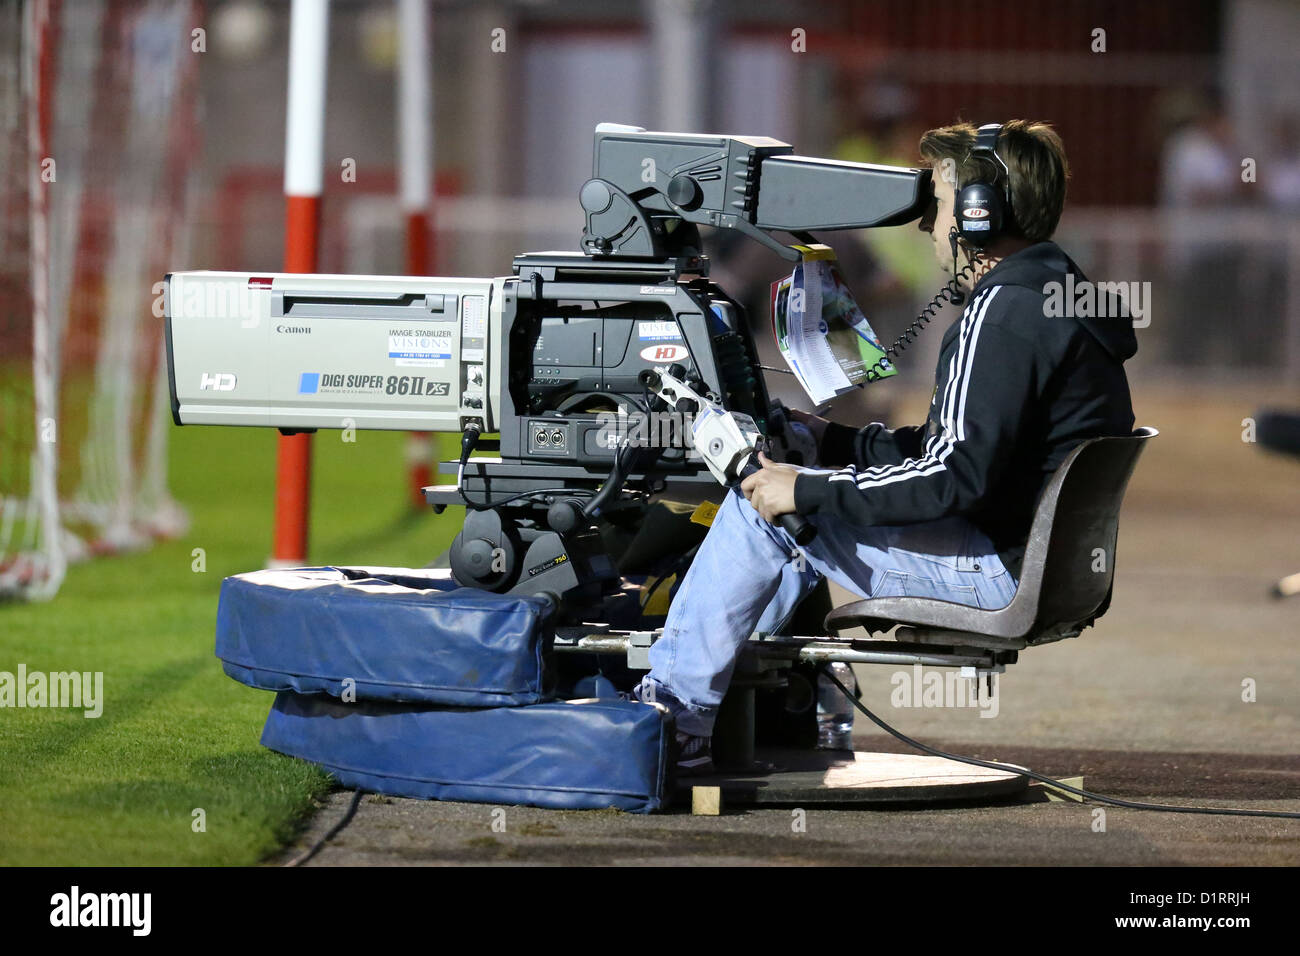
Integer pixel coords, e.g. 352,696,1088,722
642,573,677,615
791,242,838,262
690,501,719,527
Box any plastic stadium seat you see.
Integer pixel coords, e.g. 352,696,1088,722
824,427,1159,653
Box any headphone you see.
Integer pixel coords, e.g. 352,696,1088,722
954,123,1014,248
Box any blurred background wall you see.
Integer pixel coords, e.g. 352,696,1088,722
4,0,1300,596
187,0,1300,383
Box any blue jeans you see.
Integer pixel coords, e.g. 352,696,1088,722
634,485,1018,736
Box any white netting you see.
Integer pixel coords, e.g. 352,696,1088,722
0,0,198,600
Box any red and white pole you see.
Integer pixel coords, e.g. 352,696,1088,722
398,0,435,508
272,0,329,566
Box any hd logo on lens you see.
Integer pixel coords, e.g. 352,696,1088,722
199,372,236,391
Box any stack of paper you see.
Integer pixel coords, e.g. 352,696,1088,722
769,244,897,405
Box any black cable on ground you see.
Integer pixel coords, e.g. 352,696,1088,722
284,789,365,867
819,664,1300,820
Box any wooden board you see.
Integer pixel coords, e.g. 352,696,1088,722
674,748,1030,806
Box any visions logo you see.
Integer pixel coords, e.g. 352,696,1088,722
50,886,151,936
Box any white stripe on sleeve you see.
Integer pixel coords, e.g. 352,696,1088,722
824,285,1002,490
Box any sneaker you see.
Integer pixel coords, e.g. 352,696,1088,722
620,688,716,775
674,730,715,777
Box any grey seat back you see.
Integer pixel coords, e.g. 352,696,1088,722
1012,426,1157,635
824,426,1157,639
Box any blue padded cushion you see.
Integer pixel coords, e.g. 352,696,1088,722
216,566,555,707
261,692,674,813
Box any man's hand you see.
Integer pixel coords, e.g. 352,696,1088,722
740,451,800,523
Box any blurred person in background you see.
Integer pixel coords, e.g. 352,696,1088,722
832,76,937,313
830,77,940,416
1262,114,1300,212
1244,113,1300,362
706,78,936,442
1159,90,1258,367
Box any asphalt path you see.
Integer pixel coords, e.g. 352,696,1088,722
277,388,1300,866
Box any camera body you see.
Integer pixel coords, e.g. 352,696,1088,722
166,271,502,433
165,252,762,491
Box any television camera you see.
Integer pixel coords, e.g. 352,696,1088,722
165,123,933,616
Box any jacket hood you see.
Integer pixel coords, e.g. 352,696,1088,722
971,240,1139,363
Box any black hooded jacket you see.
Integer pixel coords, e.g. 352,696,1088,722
792,240,1138,579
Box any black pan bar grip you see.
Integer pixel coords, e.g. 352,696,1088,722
737,457,817,545
779,511,816,545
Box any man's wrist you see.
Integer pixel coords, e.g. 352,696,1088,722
793,472,831,515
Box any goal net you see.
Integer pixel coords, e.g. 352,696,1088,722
0,0,198,600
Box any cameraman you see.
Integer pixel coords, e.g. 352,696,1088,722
634,120,1138,774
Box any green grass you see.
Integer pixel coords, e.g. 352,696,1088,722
0,426,463,865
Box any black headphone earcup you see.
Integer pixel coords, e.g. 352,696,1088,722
956,181,1003,247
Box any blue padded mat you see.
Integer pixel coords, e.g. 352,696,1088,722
216,566,555,707
262,692,674,813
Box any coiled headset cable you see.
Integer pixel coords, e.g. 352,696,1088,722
884,240,986,362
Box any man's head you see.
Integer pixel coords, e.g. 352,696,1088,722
916,120,1070,282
